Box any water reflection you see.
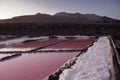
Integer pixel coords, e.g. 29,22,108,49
0,38,67,52
40,39,94,51
0,52,78,80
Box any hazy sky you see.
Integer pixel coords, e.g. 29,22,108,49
0,0,120,19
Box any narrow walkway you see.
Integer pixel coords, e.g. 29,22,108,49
59,37,111,80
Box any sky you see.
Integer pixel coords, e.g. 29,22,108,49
0,0,120,19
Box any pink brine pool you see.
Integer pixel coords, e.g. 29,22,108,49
41,38,95,50
0,38,15,42
14,38,66,48
0,52,79,80
0,36,95,80
0,38,67,52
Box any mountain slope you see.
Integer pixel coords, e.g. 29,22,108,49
0,12,119,23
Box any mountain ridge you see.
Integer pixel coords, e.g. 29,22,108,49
0,12,120,23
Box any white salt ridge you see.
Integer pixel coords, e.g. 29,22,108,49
74,36,90,40
0,54,13,59
59,37,111,80
39,48,83,51
54,35,92,40
58,36,66,39
0,48,34,52
0,35,16,38
0,36,49,46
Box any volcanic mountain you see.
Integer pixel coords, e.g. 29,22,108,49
0,12,120,23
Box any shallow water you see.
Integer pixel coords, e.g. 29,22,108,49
0,52,79,80
0,38,67,52
0,36,95,80
41,39,94,50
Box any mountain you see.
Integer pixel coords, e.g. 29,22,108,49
0,12,120,23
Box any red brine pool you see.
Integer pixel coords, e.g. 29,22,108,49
0,36,95,80
0,52,79,80
41,38,95,50
0,38,15,42
0,38,67,52
13,38,67,48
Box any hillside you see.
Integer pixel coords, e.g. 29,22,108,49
0,12,120,23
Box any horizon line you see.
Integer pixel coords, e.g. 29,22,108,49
0,11,120,20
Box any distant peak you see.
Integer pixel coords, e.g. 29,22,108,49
34,12,50,17
54,12,68,16
35,13,43,15
75,12,81,15
54,12,82,17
